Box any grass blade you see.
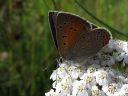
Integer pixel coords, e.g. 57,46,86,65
74,0,128,39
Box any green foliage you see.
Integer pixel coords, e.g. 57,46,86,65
0,0,128,96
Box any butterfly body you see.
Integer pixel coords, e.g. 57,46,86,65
49,11,112,63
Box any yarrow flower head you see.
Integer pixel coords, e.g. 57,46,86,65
102,83,119,96
94,69,112,86
72,80,89,96
45,39,128,96
91,85,106,96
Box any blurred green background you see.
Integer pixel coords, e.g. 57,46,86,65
0,0,128,96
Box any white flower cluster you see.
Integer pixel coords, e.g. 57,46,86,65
45,40,128,96
86,39,128,67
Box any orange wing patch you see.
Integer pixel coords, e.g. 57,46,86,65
62,21,84,48
59,20,85,56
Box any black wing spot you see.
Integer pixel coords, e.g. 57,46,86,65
64,22,67,25
63,43,66,45
59,26,62,28
74,29,77,31
79,22,82,24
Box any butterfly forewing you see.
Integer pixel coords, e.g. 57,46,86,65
56,12,92,60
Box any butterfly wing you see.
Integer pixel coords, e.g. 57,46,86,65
49,11,59,49
56,12,92,60
49,11,111,62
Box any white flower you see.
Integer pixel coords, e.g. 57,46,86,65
56,82,71,95
45,89,58,96
80,73,96,88
108,39,117,50
52,74,64,88
121,84,128,94
108,40,128,53
94,70,112,86
113,91,126,96
45,39,128,96
114,52,125,62
67,65,83,79
104,67,116,77
50,70,57,81
115,40,128,52
55,76,72,94
72,80,89,96
91,85,106,96
87,67,97,74
102,83,118,96
99,54,115,66
57,63,69,76
124,78,128,83
123,54,128,64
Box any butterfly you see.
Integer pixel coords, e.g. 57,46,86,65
49,11,112,63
